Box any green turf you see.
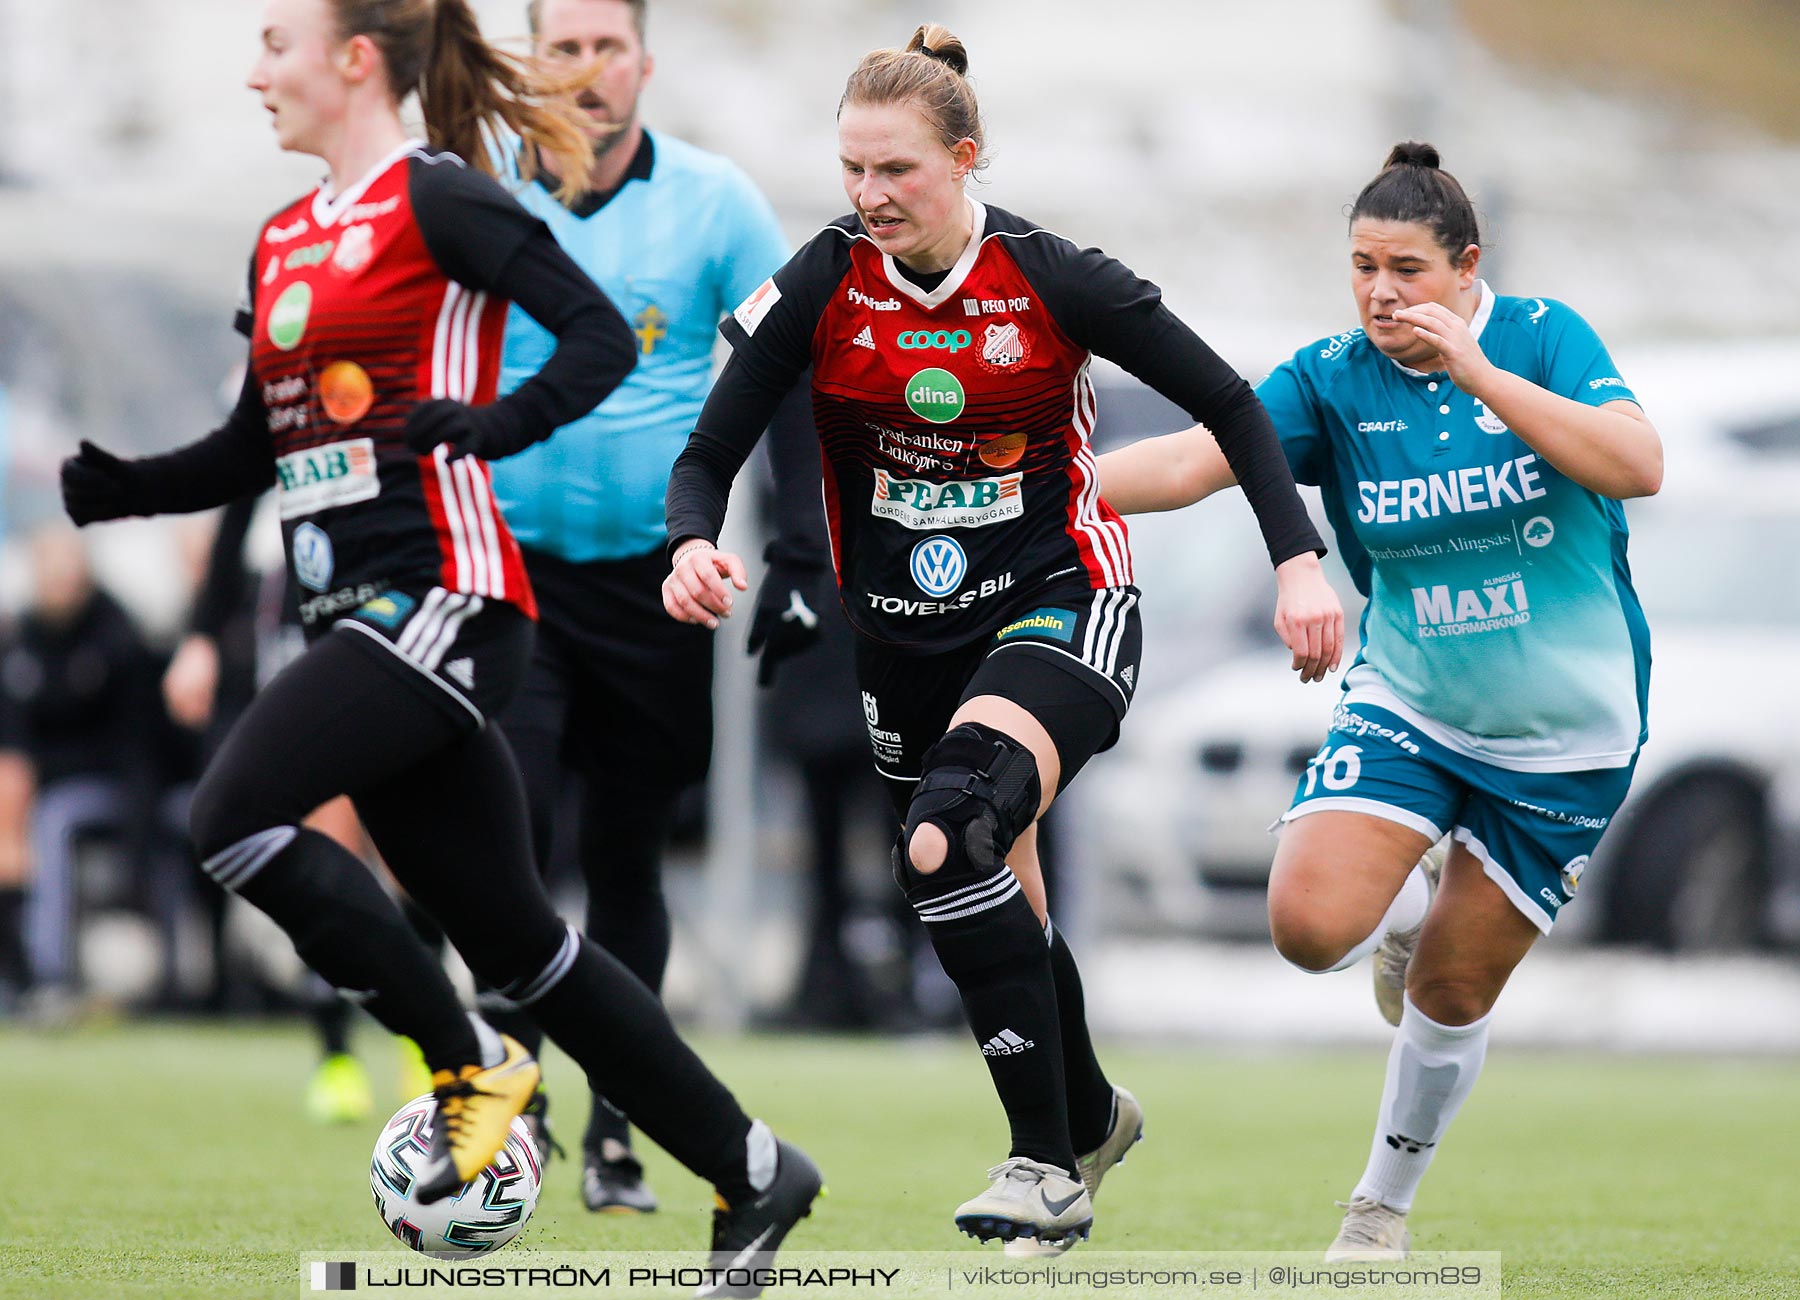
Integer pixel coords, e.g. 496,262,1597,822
1,1022,1795,1297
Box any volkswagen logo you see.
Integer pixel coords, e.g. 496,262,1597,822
909,535,967,597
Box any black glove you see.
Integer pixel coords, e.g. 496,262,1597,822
402,398,535,462
746,547,824,686
61,440,152,526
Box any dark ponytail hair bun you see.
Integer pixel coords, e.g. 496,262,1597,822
1384,141,1441,170
1351,140,1479,262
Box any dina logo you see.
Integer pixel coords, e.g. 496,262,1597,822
909,535,967,597
268,282,313,352
905,368,964,424
1522,516,1554,548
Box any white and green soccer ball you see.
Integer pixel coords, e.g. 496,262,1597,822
369,1095,541,1257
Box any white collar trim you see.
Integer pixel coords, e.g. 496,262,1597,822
1391,279,1496,379
313,138,425,227
881,197,987,310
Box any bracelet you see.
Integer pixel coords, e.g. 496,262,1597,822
672,539,716,564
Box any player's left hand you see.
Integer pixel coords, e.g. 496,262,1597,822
403,398,530,461
746,550,824,686
1273,552,1344,684
1392,302,1495,392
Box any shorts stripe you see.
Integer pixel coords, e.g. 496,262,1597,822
1280,797,1444,843
1453,826,1555,935
337,620,484,726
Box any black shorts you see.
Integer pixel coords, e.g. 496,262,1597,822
331,585,533,728
499,546,714,792
855,584,1142,799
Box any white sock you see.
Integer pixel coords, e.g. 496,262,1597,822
1352,994,1491,1211
745,1118,778,1193
468,1013,505,1068
1312,863,1431,975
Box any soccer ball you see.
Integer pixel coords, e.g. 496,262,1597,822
369,1094,542,1257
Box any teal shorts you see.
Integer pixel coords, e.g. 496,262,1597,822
1281,703,1637,932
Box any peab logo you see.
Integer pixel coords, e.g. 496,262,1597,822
909,535,967,597
905,368,965,424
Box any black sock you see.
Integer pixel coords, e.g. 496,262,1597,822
313,995,353,1057
478,994,545,1059
525,935,756,1202
0,886,30,992
1047,921,1114,1154
585,1097,631,1158
924,890,1075,1173
234,827,478,1073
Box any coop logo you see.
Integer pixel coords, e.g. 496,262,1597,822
872,470,1021,530
898,328,971,353
1522,516,1554,548
267,282,313,351
910,535,967,596
846,285,901,312
1412,575,1531,637
276,438,379,519
310,1261,356,1291
284,239,336,271
905,369,965,424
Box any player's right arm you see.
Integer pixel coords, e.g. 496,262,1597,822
61,361,275,525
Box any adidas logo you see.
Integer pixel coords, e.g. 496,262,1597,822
981,1028,1035,1057
853,325,876,350
444,657,475,689
1119,665,1136,689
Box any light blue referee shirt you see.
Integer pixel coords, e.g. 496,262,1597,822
1257,282,1651,772
492,130,790,562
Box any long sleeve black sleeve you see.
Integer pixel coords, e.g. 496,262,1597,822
665,345,800,556
130,364,277,515
758,369,826,566
1017,231,1325,567
413,157,637,450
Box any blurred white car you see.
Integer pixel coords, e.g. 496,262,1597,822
1084,343,1800,949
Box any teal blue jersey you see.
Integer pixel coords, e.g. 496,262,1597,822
492,131,790,562
1257,283,1650,772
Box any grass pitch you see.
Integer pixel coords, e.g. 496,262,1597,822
1,1022,1795,1298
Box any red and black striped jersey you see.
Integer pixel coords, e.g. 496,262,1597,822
200,141,632,631
670,200,1322,652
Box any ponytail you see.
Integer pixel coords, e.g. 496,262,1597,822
1349,140,1481,263
841,23,986,172
328,0,594,202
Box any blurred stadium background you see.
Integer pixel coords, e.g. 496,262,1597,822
2,4,1800,1293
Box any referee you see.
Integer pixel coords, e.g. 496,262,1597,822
483,0,825,1214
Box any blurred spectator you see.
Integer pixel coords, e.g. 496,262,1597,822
0,525,163,1006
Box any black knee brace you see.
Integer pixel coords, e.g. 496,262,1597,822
901,723,1041,879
